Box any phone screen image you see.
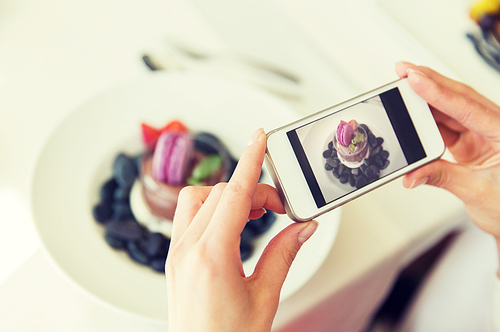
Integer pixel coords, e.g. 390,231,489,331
287,87,426,208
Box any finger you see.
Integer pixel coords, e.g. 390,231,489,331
250,220,319,300
396,61,500,115
171,186,213,245
248,208,267,220
396,62,469,134
186,183,285,244
406,71,500,148
430,106,468,133
435,122,461,148
249,184,286,214
204,128,267,241
247,184,287,219
402,159,478,204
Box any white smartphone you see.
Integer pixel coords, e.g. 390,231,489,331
265,78,445,222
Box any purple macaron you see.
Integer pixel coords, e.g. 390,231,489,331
152,131,193,185
336,121,354,146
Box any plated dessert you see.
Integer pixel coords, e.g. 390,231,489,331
324,120,390,189
92,120,276,273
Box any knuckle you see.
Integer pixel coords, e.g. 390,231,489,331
178,186,199,201
227,178,249,193
212,182,227,193
432,172,449,189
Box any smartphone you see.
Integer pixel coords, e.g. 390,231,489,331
265,78,444,222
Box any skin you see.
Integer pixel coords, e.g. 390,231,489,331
166,128,318,332
166,63,500,330
396,62,500,276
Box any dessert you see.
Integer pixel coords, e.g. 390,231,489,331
92,120,276,273
140,128,229,222
323,122,391,189
334,120,369,168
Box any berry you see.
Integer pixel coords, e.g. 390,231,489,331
365,165,380,179
356,175,368,189
113,153,138,187
326,158,339,168
126,241,149,265
194,132,227,155
112,202,133,221
141,123,161,148
113,187,130,202
379,150,389,160
162,120,188,133
247,211,276,236
149,257,167,273
373,155,385,169
323,149,333,158
349,174,356,187
240,240,254,262
93,203,113,223
240,225,254,243
105,232,126,249
100,178,117,203
106,220,144,241
368,133,378,148
145,233,167,258
338,164,345,175
371,145,382,156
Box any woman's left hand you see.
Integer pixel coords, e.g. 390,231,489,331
166,128,318,332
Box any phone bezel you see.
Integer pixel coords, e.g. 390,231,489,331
265,78,445,222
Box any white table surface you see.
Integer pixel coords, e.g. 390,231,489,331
1,0,496,331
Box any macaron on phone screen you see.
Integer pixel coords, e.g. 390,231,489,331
286,87,426,208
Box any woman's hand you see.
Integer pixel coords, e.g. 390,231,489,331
166,128,318,332
396,62,500,242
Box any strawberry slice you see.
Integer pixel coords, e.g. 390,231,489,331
162,120,188,134
141,123,162,148
349,119,358,131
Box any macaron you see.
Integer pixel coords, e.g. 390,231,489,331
167,134,193,185
152,131,193,185
336,121,354,146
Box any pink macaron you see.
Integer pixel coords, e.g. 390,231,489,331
336,121,354,146
152,131,193,185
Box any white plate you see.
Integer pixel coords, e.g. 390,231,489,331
29,72,341,322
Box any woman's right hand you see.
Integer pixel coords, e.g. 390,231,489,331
396,62,500,242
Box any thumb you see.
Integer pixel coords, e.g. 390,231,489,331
251,220,318,296
403,159,475,202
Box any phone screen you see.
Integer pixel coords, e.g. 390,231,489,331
286,87,426,208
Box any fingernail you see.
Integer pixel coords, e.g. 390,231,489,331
396,60,412,66
409,176,429,189
407,68,428,78
248,128,264,146
298,220,319,245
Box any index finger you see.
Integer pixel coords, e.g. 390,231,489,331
396,64,500,147
204,128,267,240
396,62,500,111
407,70,500,143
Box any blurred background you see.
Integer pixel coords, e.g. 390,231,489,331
1,0,499,331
